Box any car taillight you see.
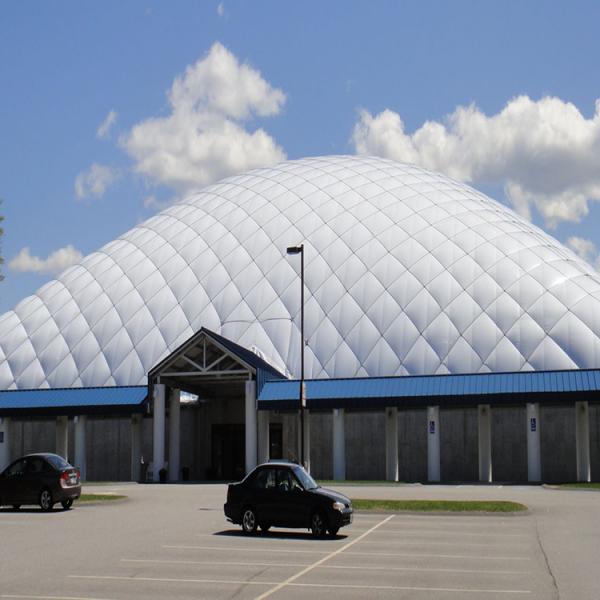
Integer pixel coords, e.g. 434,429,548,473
76,469,80,481
59,471,70,488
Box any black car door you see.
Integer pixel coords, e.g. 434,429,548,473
250,467,278,524
23,457,47,504
1,458,27,504
275,467,307,527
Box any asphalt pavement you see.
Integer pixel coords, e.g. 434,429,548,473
0,482,598,599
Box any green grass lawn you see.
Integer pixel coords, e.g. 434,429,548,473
555,482,600,490
351,499,527,512
79,493,127,503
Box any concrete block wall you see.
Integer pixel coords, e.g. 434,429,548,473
440,408,478,481
541,405,576,483
345,411,386,480
591,403,600,482
4,401,600,482
491,406,527,482
308,411,333,480
398,408,427,482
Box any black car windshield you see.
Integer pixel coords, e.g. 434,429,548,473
45,455,71,470
293,466,318,490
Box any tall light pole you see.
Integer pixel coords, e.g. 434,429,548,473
286,244,306,468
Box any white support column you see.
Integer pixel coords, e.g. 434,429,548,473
332,408,346,481
427,406,441,482
0,417,11,471
526,403,541,482
303,409,311,474
153,383,166,481
257,410,270,464
74,416,87,482
168,388,181,482
56,416,69,460
245,380,257,475
576,401,591,483
130,414,142,482
385,407,399,482
478,404,492,483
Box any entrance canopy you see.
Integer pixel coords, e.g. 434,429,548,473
148,327,286,398
258,368,600,410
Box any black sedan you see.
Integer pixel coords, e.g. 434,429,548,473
224,461,353,537
0,453,81,511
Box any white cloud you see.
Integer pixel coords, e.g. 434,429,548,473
9,245,83,275
97,110,118,139
122,42,286,192
217,2,225,17
74,163,117,199
566,236,600,270
352,97,600,227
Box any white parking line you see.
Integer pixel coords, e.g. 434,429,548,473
164,544,530,560
164,544,329,554
68,575,531,595
358,539,529,547
121,557,528,575
254,515,395,600
1,595,116,600
355,529,530,538
345,550,531,561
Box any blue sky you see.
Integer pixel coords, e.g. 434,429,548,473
2,1,600,313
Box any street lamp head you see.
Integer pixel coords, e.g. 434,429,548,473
286,245,303,255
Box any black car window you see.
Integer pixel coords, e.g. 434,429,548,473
26,457,45,474
253,468,276,490
293,466,318,490
5,459,27,477
45,455,70,470
276,468,295,492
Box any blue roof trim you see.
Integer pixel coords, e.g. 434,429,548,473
258,369,600,409
0,386,148,415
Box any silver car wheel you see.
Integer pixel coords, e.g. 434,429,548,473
39,489,53,511
242,508,257,534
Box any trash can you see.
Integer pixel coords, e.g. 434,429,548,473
159,468,167,483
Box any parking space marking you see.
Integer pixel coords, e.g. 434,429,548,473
1,595,116,600
121,558,527,575
164,544,330,554
357,539,529,547
355,529,529,538
253,514,395,600
345,550,530,560
68,575,531,595
165,543,530,560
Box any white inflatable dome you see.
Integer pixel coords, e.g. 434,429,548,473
2,155,600,389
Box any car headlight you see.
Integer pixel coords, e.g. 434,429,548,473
332,501,345,512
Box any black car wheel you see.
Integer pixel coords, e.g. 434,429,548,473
12,504,21,510
310,511,327,538
241,507,258,534
39,489,54,511
61,498,73,510
259,522,271,533
328,526,339,537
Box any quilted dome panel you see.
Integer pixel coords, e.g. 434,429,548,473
2,155,600,389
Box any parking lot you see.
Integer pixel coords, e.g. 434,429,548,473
1,482,599,599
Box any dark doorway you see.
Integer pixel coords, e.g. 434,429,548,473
211,424,245,480
269,423,283,459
